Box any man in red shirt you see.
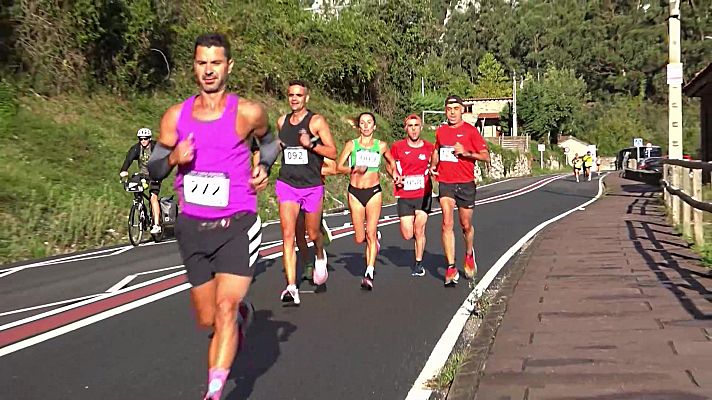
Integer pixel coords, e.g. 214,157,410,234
430,95,490,286
390,114,435,277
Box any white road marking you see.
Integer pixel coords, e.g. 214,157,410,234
105,275,138,293
0,295,101,318
405,175,606,400
0,175,566,357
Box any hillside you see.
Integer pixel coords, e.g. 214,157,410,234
0,89,397,263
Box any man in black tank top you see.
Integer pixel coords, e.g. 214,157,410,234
275,80,337,305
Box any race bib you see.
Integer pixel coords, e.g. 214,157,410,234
403,175,425,191
284,147,308,165
439,146,458,163
355,150,380,168
183,172,230,208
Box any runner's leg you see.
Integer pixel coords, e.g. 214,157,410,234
279,201,301,286
440,197,456,265
413,210,428,264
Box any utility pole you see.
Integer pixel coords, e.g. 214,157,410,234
512,72,518,137
668,0,683,159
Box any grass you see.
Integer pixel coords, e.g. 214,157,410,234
0,87,564,264
0,88,402,264
427,350,467,391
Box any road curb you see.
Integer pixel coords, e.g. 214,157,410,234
444,234,539,400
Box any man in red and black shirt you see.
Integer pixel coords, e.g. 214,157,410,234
430,95,490,286
390,114,435,277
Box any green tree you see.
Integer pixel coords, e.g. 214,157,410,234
472,53,511,98
517,67,587,143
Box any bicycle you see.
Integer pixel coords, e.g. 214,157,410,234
122,173,165,246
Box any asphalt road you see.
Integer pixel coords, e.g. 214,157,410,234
0,174,601,400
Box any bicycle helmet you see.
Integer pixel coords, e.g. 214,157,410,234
136,127,152,139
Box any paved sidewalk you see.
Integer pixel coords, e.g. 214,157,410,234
449,174,712,400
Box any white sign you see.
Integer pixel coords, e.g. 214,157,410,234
355,150,380,168
284,147,308,165
563,147,570,154
439,146,458,163
667,63,683,85
184,172,230,208
537,144,545,152
633,138,643,147
403,175,425,191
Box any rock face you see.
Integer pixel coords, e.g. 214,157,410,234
474,151,532,182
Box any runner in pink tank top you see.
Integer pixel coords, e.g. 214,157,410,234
146,33,280,400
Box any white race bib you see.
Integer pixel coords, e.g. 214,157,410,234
403,175,425,191
355,150,380,168
183,172,230,208
439,146,458,163
284,147,308,165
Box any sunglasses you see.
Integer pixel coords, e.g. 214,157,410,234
139,137,150,141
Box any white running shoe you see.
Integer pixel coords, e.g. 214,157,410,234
313,249,328,285
280,285,300,305
150,224,162,234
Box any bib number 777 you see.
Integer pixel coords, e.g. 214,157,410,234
184,172,230,208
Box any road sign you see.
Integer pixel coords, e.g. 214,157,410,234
633,138,643,147
563,147,569,154
667,63,683,85
537,144,546,152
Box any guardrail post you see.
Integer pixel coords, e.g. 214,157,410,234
682,167,692,240
672,165,681,227
692,169,704,247
663,164,670,210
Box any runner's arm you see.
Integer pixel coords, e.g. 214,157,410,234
321,158,338,176
120,144,139,173
429,146,440,175
147,104,181,181
381,141,399,179
463,130,490,162
245,102,278,173
336,140,354,175
309,115,338,160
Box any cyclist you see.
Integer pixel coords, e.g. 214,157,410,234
119,127,162,235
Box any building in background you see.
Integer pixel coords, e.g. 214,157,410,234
683,62,712,162
558,135,593,166
462,97,511,138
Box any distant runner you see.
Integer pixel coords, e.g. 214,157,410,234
582,151,593,181
572,153,583,182
389,114,434,277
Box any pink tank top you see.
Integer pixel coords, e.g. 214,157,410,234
175,94,256,219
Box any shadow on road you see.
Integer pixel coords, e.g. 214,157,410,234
621,183,711,321
226,309,297,400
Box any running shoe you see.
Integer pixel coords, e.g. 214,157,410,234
313,249,328,285
411,263,426,277
444,266,459,286
464,250,477,280
302,262,314,283
280,285,300,305
361,275,374,290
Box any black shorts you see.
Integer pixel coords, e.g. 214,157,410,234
397,195,432,217
148,180,161,195
439,182,477,209
175,212,262,287
348,184,382,207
